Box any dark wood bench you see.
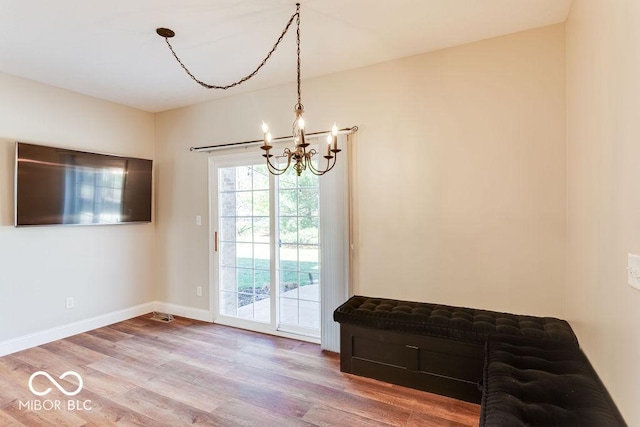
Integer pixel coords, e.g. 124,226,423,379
481,334,626,426
333,295,578,403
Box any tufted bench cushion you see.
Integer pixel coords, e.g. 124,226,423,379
333,296,578,403
481,334,626,426
334,295,578,345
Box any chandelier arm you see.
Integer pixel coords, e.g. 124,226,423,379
322,155,339,174
306,152,336,176
161,5,300,90
265,150,293,175
306,160,325,175
265,159,288,175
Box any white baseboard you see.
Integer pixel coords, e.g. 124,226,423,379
0,301,213,357
0,302,155,357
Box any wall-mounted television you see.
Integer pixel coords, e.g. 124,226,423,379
15,142,153,227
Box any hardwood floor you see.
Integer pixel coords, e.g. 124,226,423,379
0,315,480,426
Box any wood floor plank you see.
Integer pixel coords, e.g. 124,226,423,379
110,387,227,426
0,315,481,426
405,410,478,427
39,339,110,366
3,400,86,427
302,403,398,427
67,332,174,368
88,356,226,412
79,366,139,399
53,388,164,427
344,373,481,425
0,356,49,402
0,408,24,426
213,398,314,427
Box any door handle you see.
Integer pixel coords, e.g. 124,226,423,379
214,231,218,252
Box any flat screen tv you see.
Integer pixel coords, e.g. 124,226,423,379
15,142,153,227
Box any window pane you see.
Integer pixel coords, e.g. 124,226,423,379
253,190,269,216
279,189,297,216
236,243,252,266
236,217,252,242
220,168,236,192
299,218,319,245
253,244,268,262
280,246,298,269
252,165,269,190
299,300,320,330
255,270,270,293
236,192,252,217
253,217,269,243
279,297,299,326
220,267,237,291
300,277,319,302
220,192,236,216
279,217,298,244
237,293,254,320
221,291,238,316
298,188,319,216
236,166,252,191
220,243,237,268
237,268,253,294
220,217,236,242
279,171,297,189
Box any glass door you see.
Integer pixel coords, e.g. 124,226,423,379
213,157,321,340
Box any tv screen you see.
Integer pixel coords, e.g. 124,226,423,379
15,142,153,227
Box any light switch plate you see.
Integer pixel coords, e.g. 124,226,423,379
627,253,640,291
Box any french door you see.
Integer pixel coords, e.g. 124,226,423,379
212,156,321,339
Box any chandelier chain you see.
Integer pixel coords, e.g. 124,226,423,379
296,3,302,107
162,5,300,90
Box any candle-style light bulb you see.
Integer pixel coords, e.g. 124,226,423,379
331,123,338,150
326,134,332,155
261,121,270,148
297,115,306,146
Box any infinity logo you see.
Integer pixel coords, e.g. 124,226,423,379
28,371,84,397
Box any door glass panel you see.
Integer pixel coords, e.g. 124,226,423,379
218,164,270,323
278,168,320,334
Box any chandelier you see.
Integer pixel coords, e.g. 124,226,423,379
157,3,341,176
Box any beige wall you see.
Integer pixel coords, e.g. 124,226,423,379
155,24,567,318
566,0,640,424
0,73,155,342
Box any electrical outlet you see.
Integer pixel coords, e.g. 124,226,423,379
197,286,202,297
196,215,202,226
65,297,74,309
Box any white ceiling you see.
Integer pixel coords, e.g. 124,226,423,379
0,0,572,113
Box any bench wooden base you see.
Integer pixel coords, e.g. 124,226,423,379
340,324,484,403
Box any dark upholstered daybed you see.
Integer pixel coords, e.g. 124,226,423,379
334,295,577,403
